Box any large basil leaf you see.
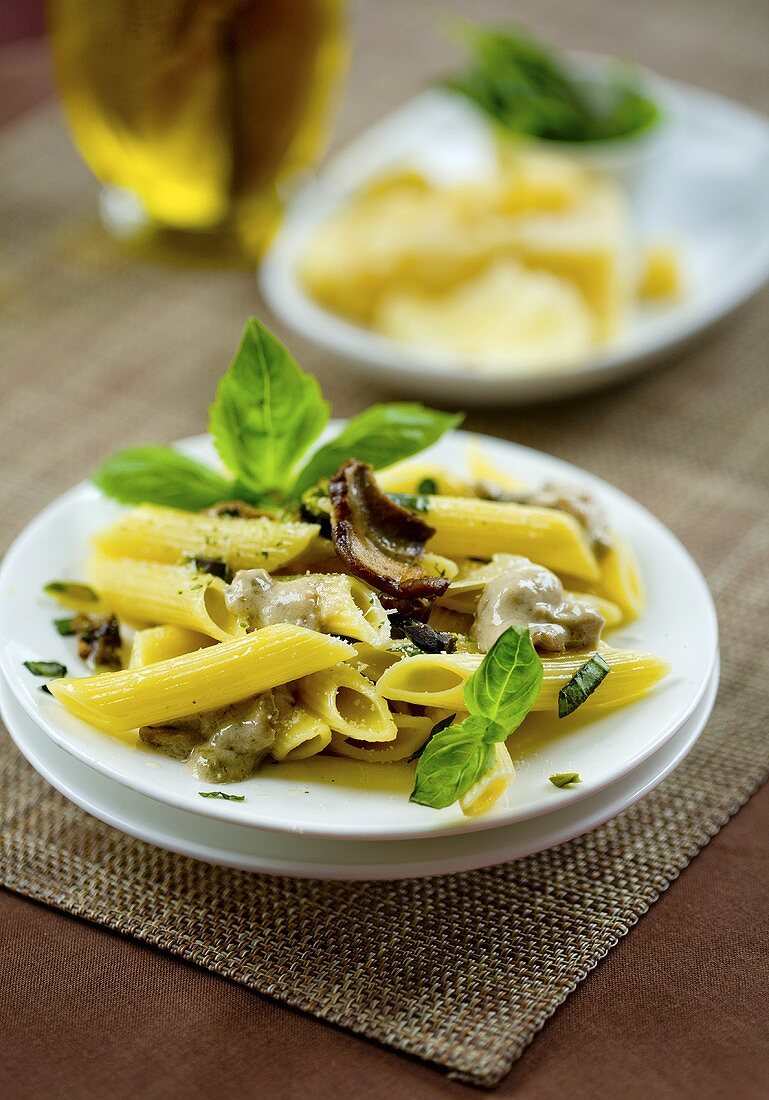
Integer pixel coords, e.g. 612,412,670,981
464,626,543,734
291,403,463,498
410,716,495,809
93,447,236,511
209,318,329,499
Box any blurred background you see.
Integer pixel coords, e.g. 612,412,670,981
2,0,768,526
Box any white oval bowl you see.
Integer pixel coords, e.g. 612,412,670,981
0,429,717,841
260,81,769,405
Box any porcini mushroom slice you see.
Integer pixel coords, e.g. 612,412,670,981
329,460,449,602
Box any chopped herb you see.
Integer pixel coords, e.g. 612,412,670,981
23,660,67,678
199,791,246,802
389,492,430,514
549,772,581,788
40,684,52,695
558,653,611,718
407,713,456,763
192,557,233,584
43,581,99,608
53,617,77,636
417,477,438,495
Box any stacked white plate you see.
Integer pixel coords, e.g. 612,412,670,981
0,431,719,880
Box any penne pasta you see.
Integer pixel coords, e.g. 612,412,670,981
88,554,244,642
464,443,528,494
459,742,516,816
420,496,600,582
297,664,398,742
594,533,645,621
93,504,319,573
348,640,404,682
129,625,214,668
48,625,354,734
329,713,433,762
559,533,644,623
270,706,333,762
375,461,473,497
376,645,669,714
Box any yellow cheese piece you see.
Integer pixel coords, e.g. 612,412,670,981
299,149,638,351
639,244,681,299
374,260,593,370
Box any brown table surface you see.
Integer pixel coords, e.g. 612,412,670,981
3,3,769,1096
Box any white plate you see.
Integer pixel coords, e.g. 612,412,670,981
260,83,769,404
0,659,718,880
0,430,718,841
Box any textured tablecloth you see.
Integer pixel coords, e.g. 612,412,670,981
2,0,769,1094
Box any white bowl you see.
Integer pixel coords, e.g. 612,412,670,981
260,80,769,404
0,429,718,842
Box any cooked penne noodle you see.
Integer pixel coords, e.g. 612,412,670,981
464,443,528,494
376,646,669,713
559,533,644,623
348,641,403,682
459,742,516,817
49,626,354,734
129,625,214,668
88,554,244,642
376,462,473,497
427,604,475,636
93,504,319,572
329,713,433,762
270,706,333,761
595,533,645,621
297,664,398,742
311,575,391,646
421,496,600,582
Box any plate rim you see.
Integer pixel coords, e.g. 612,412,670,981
0,428,719,840
259,81,769,398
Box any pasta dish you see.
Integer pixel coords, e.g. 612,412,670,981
28,319,668,817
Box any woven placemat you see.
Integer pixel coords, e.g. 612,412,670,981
2,4,769,1082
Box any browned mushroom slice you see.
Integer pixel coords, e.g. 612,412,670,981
329,460,449,602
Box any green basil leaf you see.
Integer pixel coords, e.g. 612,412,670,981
53,617,77,636
558,653,610,718
24,660,67,678
444,22,659,143
199,791,246,802
93,446,236,511
292,404,463,498
209,318,329,498
410,715,495,809
549,772,581,788
464,626,543,733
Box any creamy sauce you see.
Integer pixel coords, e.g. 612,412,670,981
188,692,284,783
141,688,291,783
226,569,323,631
473,556,604,653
